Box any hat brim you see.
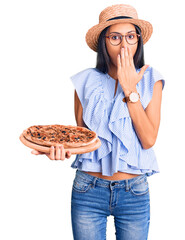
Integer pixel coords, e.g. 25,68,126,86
86,18,153,52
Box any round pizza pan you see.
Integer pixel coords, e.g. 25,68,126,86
19,134,101,155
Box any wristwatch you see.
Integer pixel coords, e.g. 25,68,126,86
123,91,140,103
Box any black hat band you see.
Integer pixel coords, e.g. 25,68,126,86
107,16,133,21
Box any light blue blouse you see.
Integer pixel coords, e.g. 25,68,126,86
70,66,165,176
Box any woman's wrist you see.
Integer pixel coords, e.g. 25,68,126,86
123,87,137,97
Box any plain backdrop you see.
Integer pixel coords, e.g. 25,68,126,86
0,0,185,239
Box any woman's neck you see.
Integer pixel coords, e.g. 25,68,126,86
108,65,118,80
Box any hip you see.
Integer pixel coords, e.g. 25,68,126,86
83,171,140,181
72,170,149,197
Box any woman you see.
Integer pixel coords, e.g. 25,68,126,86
32,4,165,240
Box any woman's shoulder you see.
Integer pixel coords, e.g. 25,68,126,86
143,66,164,83
70,68,105,107
137,65,163,77
137,66,165,109
137,65,165,89
71,68,103,80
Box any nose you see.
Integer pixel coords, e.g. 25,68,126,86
120,36,128,48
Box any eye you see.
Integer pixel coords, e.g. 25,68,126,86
110,34,121,40
127,33,136,39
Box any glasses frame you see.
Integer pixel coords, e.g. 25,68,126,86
105,32,140,46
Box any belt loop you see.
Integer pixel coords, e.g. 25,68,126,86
92,177,97,188
125,179,129,192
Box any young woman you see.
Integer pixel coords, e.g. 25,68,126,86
32,4,165,240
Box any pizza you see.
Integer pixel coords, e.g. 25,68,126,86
22,124,98,148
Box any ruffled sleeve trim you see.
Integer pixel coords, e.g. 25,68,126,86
138,66,165,109
70,68,97,109
71,68,112,143
70,68,113,161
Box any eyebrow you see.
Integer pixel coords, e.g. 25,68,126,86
109,30,136,34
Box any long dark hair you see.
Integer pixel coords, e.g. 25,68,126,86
96,25,145,73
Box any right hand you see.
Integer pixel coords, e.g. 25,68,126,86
31,145,72,160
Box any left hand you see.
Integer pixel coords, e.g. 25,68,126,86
117,46,149,96
31,145,72,160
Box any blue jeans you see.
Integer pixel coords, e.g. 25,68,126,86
71,170,150,240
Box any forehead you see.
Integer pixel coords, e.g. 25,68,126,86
108,23,136,34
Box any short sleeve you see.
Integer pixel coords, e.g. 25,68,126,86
139,66,165,109
151,67,165,89
70,68,93,108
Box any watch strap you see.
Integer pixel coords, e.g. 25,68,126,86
122,92,140,103
123,96,130,103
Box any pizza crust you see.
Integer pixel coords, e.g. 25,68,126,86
19,133,101,154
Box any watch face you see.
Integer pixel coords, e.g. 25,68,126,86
130,92,139,102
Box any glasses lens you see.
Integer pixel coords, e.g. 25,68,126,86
109,34,121,46
126,33,139,44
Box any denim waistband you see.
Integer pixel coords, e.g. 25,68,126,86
76,170,147,190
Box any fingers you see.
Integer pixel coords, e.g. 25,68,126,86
117,46,145,88
55,145,61,160
60,145,65,160
127,47,135,67
49,146,55,160
55,145,65,160
31,150,39,155
32,145,72,161
120,47,125,67
47,145,71,161
117,53,121,72
120,47,131,67
138,65,149,80
66,151,72,159
31,150,45,155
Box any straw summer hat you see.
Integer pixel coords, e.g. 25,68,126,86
86,4,153,52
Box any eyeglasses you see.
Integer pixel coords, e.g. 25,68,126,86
105,32,140,46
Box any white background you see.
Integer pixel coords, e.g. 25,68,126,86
0,0,184,239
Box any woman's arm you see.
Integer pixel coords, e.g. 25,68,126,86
117,46,163,149
126,80,163,149
74,90,87,127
